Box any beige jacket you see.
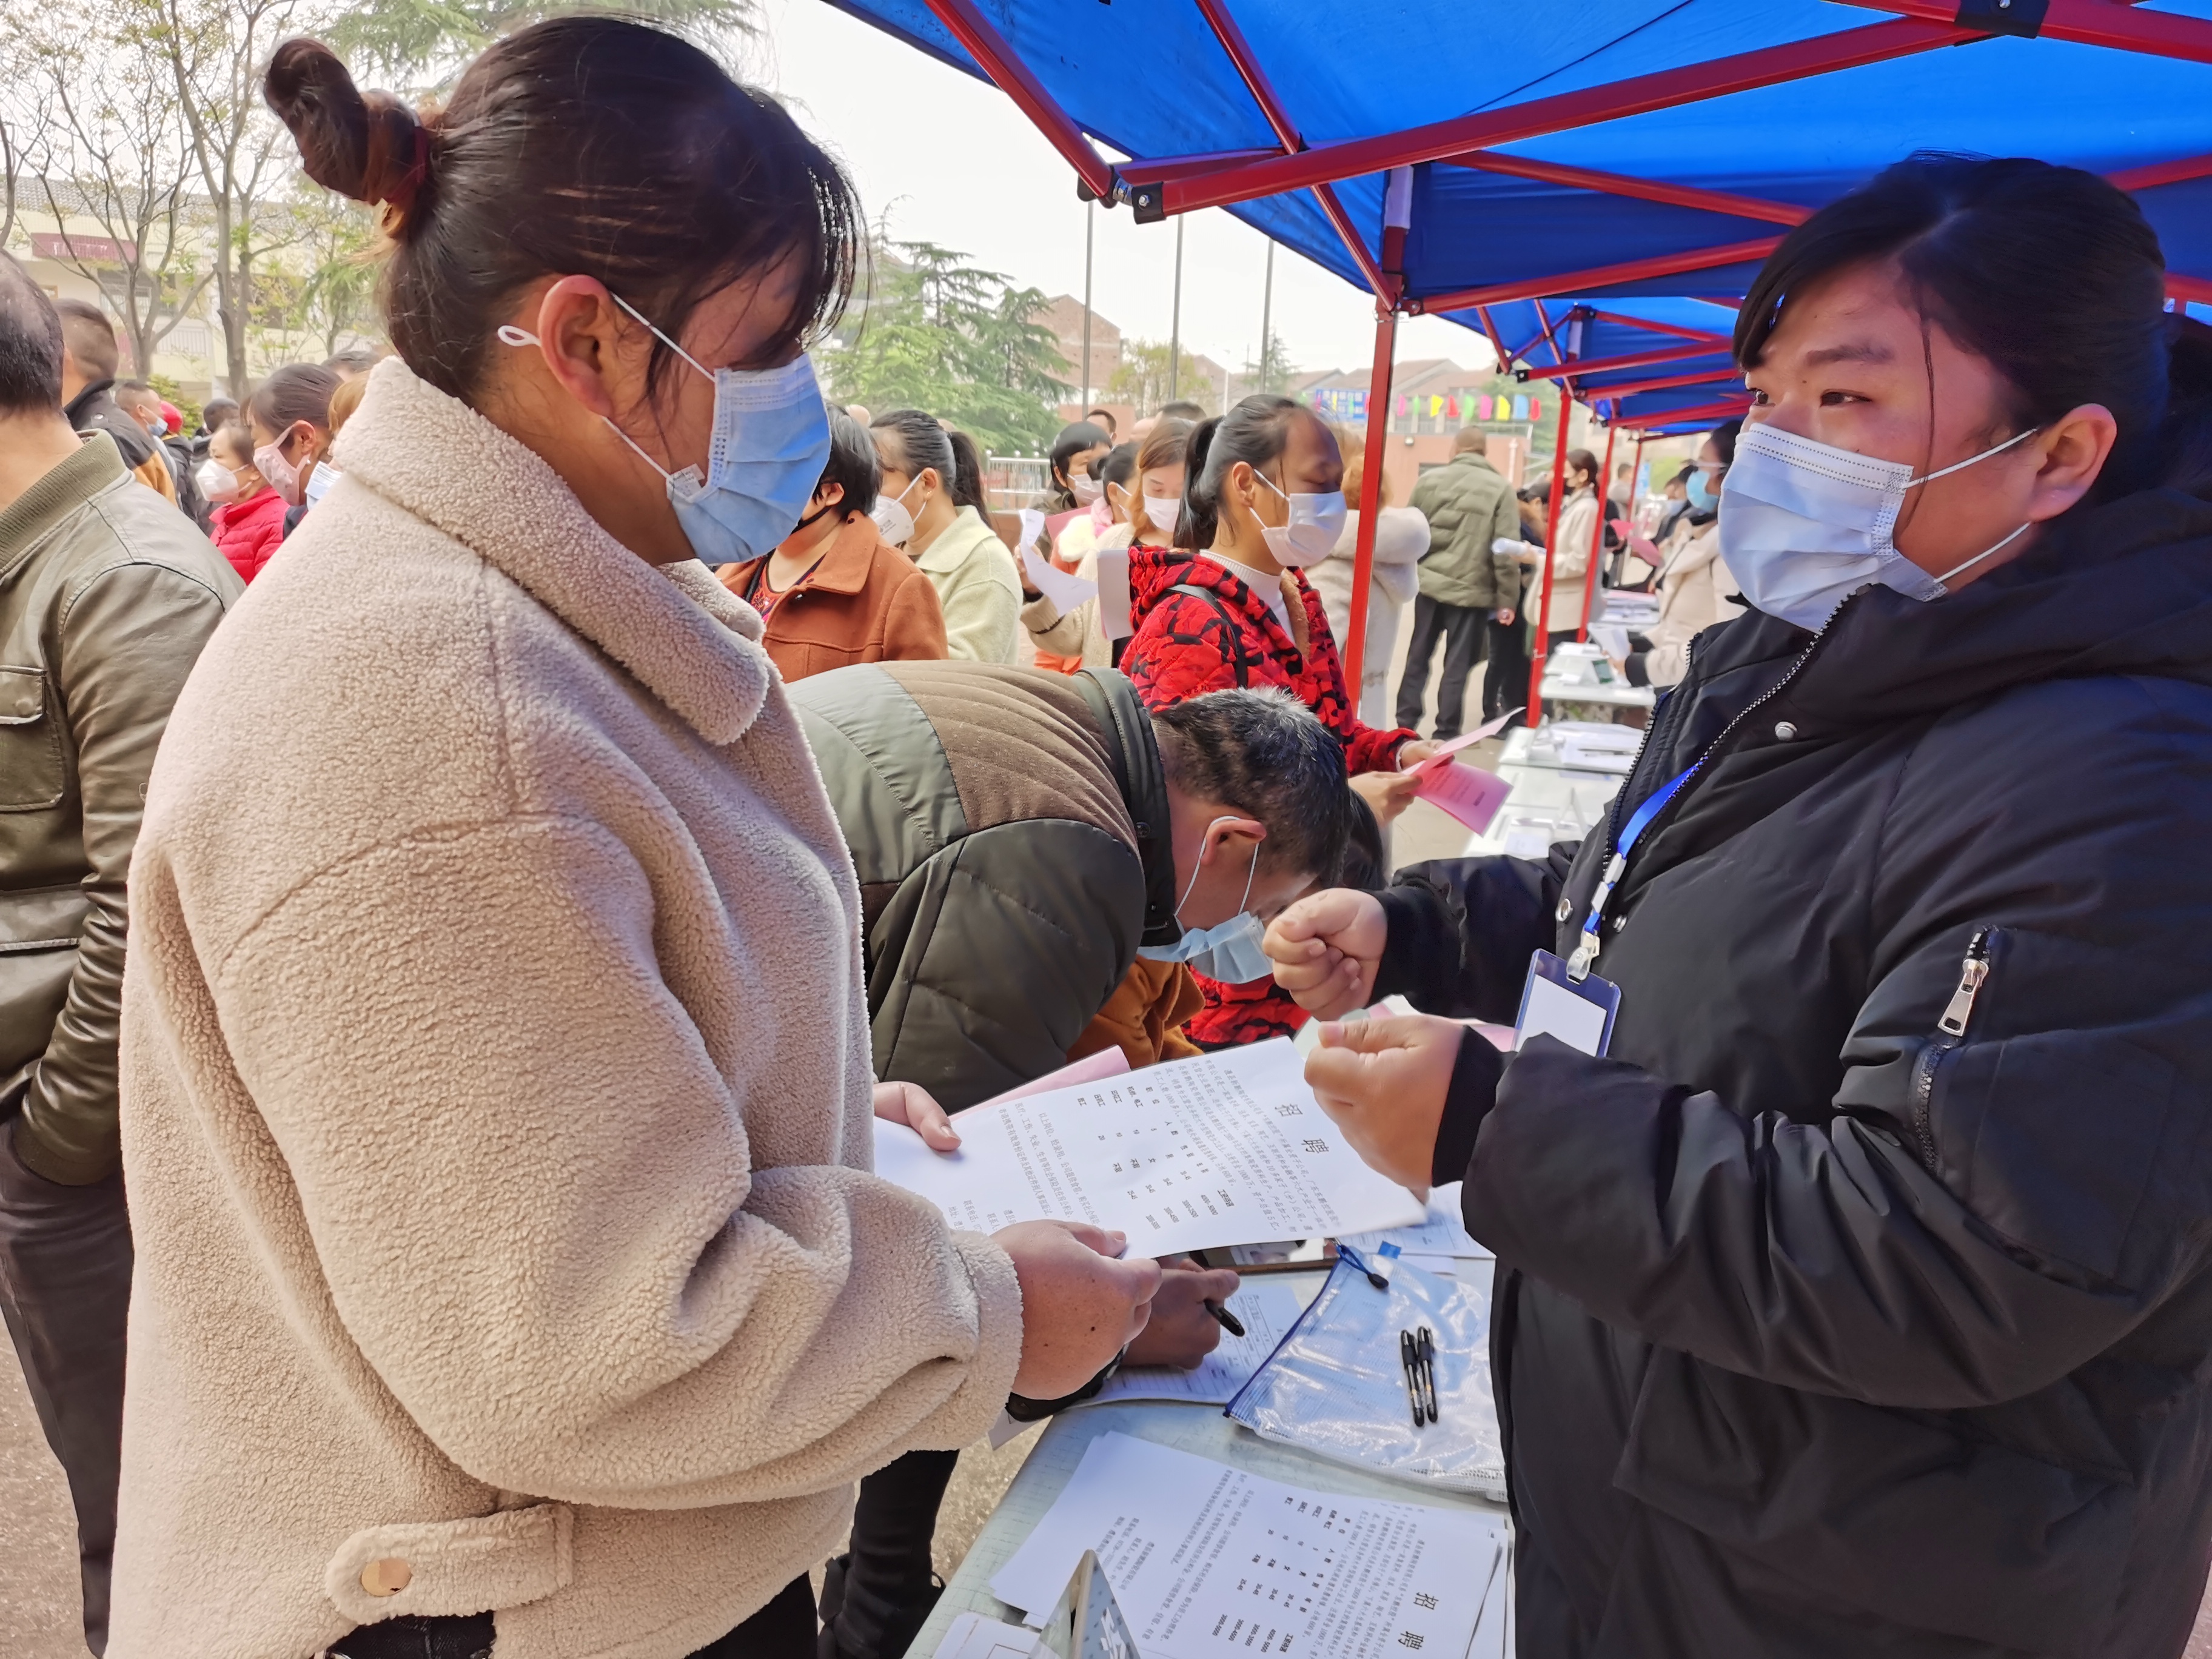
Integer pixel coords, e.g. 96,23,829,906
1635,520,1740,688
1021,521,1128,669
112,360,1024,1659
1530,488,1597,635
1310,506,1426,722
916,504,1021,663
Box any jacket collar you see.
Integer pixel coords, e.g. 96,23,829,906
914,504,998,575
723,512,883,600
1698,486,2212,735
62,379,116,429
0,434,127,583
1072,669,1181,946
335,358,772,746
1449,451,1501,479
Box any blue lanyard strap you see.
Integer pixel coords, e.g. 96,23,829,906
1566,764,1698,981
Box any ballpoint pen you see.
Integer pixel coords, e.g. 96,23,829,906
1399,1330,1424,1427
1418,1326,1441,1423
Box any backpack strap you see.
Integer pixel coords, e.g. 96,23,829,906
1169,582,1253,689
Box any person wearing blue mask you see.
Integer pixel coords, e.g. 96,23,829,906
787,665,1350,1659
1264,154,2212,1659
107,24,1165,1659
1618,418,1743,689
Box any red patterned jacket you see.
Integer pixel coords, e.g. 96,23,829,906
1122,547,1416,1047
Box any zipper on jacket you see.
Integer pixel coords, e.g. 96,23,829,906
1910,927,1992,1170
1590,597,1855,940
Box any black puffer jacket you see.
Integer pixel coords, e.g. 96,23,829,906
1376,486,2212,1657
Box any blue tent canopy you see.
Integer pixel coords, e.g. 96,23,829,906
822,0,2212,674
825,0,2212,426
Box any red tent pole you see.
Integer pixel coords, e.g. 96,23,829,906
1527,397,1575,719
1344,167,1412,700
1580,421,1617,641
1346,307,1397,696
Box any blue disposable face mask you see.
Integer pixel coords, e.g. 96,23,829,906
1138,819,1272,984
1686,468,1718,514
498,295,830,566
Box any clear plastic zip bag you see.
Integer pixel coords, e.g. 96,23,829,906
1227,1249,1506,1499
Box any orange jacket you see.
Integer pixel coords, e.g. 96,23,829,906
1065,956,1204,1071
719,512,947,681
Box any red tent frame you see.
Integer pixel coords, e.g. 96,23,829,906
917,0,2212,709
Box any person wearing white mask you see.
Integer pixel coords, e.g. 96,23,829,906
111,24,1160,1659
868,407,1021,663
243,361,340,538
1122,394,1436,1049
1262,154,2212,1658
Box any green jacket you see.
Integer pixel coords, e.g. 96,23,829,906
791,661,1177,1110
1,434,240,1182
1407,450,1523,611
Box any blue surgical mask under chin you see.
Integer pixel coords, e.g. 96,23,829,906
1138,822,1271,984
497,297,831,567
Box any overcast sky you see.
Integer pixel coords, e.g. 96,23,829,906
744,0,1493,385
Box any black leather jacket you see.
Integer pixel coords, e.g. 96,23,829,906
1,434,239,1182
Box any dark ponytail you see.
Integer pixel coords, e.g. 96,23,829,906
945,429,989,512
264,21,859,405
1738,152,2210,503
1185,394,1312,548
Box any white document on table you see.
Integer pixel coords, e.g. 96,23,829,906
989,1432,1503,1659
931,1611,1045,1659
1338,1182,1491,1262
1021,545,1099,612
1090,1280,1312,1407
873,1039,1425,1255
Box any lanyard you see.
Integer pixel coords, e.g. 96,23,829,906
1566,764,1697,982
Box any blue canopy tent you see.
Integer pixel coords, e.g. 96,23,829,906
821,0,2212,696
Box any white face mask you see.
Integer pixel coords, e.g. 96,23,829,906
198,460,240,506
1718,421,2038,631
1136,818,1271,984
1068,473,1103,506
1253,471,1348,568
872,475,923,548
1142,495,1181,542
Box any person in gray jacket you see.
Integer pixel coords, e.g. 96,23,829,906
1398,427,1525,739
791,660,1353,1659
0,251,240,1654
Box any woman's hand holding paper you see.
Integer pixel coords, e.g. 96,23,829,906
993,1221,1161,1399
1302,1014,1463,1190
872,1079,960,1151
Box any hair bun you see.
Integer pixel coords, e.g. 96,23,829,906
265,38,431,221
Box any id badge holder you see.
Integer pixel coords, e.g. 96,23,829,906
1513,950,1621,1057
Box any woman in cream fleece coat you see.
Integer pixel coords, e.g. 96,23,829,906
112,24,1153,1659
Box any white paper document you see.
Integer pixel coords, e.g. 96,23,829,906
989,1432,1503,1659
932,1611,1045,1659
1022,545,1099,612
1338,1182,1490,1262
1091,1280,1312,1407
873,1039,1425,1255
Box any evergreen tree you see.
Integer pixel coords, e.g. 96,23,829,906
827,238,1068,457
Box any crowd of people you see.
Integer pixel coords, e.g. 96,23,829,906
1,16,2210,1659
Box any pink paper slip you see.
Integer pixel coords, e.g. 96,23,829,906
1407,706,1523,773
974,1045,1131,1109
1413,761,1514,834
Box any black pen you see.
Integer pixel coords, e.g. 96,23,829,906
1399,1331,1424,1427
1418,1326,1441,1423
1187,1252,1246,1337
